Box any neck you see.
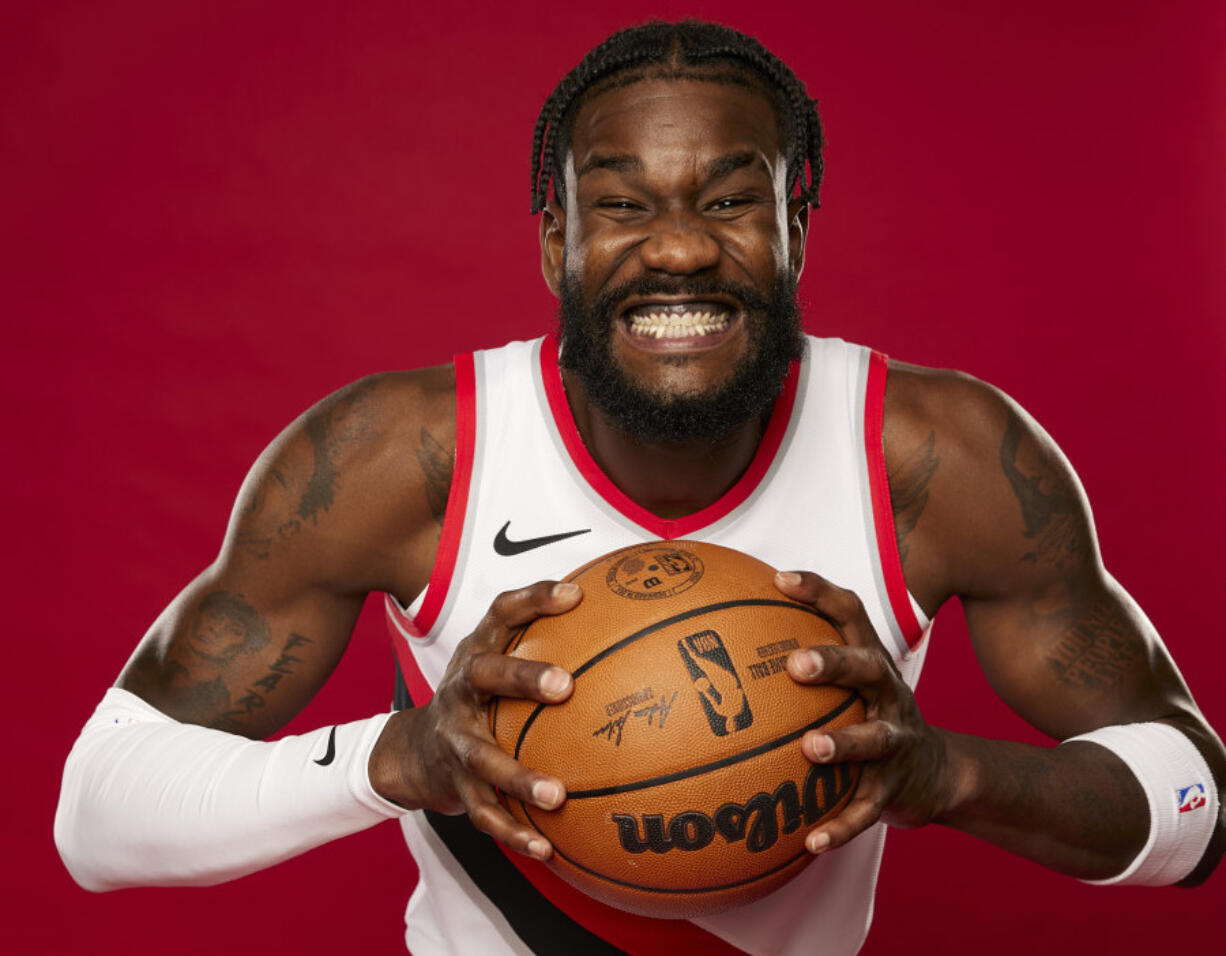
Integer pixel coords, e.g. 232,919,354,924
560,370,769,519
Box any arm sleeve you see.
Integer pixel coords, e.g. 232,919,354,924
54,687,407,892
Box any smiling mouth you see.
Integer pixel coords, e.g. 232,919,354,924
623,302,737,340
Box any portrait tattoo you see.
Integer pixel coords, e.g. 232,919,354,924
889,431,938,565
187,591,271,664
999,414,1084,569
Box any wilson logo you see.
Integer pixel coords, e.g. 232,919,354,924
612,762,855,854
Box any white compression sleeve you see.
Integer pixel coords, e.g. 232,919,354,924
55,687,407,892
1066,722,1219,886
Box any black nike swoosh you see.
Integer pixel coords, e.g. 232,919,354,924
493,521,591,556
314,726,338,766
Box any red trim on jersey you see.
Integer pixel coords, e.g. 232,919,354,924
539,333,799,540
412,352,477,635
385,597,437,707
383,352,475,704
497,850,750,956
864,350,924,647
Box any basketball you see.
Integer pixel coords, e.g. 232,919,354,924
491,540,865,918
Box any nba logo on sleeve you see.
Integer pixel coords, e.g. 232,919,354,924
1177,782,1207,813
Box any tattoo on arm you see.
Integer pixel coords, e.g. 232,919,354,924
1045,597,1139,692
416,428,453,528
218,633,314,732
888,431,938,565
299,380,378,522
235,381,378,559
999,414,1084,569
187,591,270,663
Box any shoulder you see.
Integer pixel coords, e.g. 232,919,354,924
882,360,1099,611
225,364,458,596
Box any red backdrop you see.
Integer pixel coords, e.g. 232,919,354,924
4,1,1224,952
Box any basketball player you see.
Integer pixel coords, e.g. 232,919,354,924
55,20,1223,956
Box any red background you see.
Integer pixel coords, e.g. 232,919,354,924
4,1,1224,952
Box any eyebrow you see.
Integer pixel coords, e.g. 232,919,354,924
575,149,763,181
705,150,758,181
576,153,643,178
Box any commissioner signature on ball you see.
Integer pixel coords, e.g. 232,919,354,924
592,692,679,747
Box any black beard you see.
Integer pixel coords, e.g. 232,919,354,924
556,272,805,443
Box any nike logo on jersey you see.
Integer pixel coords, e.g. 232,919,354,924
493,521,591,556
314,726,338,766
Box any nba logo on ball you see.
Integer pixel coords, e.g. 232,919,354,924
677,629,753,736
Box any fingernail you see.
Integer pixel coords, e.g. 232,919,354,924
776,570,802,587
552,582,580,600
809,733,835,761
808,831,830,854
539,667,570,697
527,838,551,860
532,780,561,808
793,648,822,679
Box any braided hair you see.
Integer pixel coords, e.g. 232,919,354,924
530,20,824,215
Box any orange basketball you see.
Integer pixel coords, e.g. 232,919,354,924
491,540,864,918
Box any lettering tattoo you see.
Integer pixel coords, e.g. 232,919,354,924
416,428,453,528
888,431,938,565
999,414,1084,569
218,633,314,731
1046,598,1138,692
187,591,270,664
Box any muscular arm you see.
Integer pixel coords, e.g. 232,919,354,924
117,368,454,736
882,364,1226,883
58,362,575,889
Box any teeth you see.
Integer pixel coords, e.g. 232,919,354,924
628,310,731,338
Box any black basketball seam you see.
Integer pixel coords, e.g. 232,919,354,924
564,695,857,799
540,837,813,896
510,598,825,758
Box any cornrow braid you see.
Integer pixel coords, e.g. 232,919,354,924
530,20,824,215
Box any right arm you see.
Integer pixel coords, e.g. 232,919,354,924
55,366,573,890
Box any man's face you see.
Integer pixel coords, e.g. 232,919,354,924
541,77,809,442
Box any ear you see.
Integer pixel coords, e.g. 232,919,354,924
539,200,567,298
787,199,810,281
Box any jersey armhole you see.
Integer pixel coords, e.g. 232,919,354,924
864,350,926,648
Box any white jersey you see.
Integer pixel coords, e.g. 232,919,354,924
385,334,931,956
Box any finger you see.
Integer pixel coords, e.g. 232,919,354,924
460,734,568,812
805,781,886,854
485,581,583,634
774,570,863,624
786,644,892,691
802,719,896,764
463,650,573,702
461,780,555,861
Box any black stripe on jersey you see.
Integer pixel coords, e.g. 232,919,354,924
424,809,629,956
392,660,413,711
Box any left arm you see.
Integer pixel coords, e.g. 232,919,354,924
779,364,1225,884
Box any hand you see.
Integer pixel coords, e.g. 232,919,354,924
774,570,956,854
369,580,581,861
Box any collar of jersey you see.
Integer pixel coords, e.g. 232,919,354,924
538,332,800,540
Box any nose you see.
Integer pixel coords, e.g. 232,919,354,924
638,212,720,275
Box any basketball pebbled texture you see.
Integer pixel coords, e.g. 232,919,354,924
491,540,865,919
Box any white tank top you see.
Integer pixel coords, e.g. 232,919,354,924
385,334,931,956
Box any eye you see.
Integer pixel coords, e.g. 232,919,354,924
597,199,643,211
706,196,754,214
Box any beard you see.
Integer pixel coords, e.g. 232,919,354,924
556,271,806,443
